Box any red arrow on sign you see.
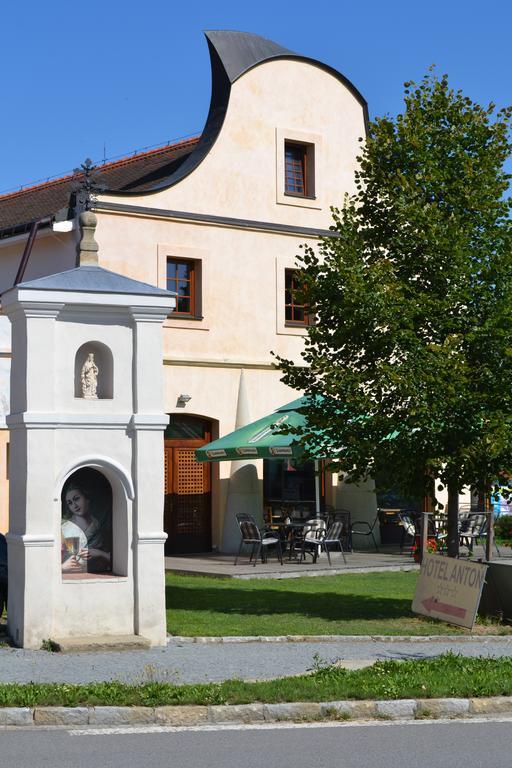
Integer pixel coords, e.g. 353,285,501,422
421,596,467,620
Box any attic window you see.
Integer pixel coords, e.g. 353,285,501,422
284,141,314,198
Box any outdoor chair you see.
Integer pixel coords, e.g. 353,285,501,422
350,515,379,552
292,518,325,561
327,508,352,551
234,513,283,566
300,520,347,566
398,511,417,553
459,511,500,556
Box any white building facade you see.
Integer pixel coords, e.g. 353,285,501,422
0,31,378,553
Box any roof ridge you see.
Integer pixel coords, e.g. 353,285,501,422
0,135,200,202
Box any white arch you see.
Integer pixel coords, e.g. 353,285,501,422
54,455,135,501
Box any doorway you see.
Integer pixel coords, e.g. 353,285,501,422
164,415,212,554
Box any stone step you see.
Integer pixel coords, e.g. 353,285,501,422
50,634,151,653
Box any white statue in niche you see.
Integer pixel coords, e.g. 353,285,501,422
81,352,99,399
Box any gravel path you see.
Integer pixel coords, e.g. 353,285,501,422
0,636,512,685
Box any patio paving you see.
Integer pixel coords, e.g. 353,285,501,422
165,544,512,579
165,549,420,579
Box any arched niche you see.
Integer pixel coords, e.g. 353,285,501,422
74,341,113,399
61,467,114,578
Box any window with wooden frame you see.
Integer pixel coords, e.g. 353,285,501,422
167,258,200,317
284,141,314,198
285,268,310,326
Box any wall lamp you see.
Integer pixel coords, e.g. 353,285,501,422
176,393,192,408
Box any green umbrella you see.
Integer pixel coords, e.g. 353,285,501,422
195,396,313,462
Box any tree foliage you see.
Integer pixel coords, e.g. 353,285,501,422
277,71,512,555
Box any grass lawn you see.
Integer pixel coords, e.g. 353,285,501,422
165,571,510,637
2,654,512,706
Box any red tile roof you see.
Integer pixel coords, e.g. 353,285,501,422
0,137,199,235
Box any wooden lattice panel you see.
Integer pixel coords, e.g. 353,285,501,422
164,434,212,554
175,449,206,495
164,449,170,495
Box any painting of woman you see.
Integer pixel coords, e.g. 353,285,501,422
61,469,112,574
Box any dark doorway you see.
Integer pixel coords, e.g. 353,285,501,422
164,415,212,555
263,458,319,517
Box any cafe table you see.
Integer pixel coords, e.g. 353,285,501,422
270,518,320,561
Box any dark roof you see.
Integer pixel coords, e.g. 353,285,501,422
11,265,175,297
0,137,198,236
204,30,295,83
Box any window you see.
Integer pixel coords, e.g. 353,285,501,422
167,258,197,316
285,268,310,326
159,246,207,327
276,129,321,209
264,459,317,511
165,415,210,441
284,141,314,198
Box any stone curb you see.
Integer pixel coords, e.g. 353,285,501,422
1,697,511,727
168,634,512,644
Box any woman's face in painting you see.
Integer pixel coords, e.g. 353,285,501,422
65,489,90,518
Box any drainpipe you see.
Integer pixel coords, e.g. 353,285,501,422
13,221,40,286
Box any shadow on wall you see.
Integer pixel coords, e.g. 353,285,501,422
221,464,263,554
335,477,380,549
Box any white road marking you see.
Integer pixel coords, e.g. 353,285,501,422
69,716,512,736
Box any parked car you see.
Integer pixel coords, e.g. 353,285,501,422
0,533,7,618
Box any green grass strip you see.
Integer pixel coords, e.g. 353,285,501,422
165,572,510,636
2,654,512,707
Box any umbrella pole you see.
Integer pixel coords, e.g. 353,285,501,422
315,460,321,518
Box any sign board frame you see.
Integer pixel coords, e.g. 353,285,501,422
412,553,488,629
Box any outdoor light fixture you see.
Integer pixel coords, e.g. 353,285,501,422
176,394,192,407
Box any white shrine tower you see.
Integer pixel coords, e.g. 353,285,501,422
2,212,175,648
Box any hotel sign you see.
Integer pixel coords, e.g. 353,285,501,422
412,553,487,629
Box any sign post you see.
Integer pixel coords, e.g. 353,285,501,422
412,553,487,629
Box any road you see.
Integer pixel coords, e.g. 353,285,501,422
1,718,511,768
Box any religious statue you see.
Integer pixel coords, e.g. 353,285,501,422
81,352,99,399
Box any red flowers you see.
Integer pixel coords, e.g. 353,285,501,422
411,536,438,563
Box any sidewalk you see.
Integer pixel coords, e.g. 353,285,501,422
1,634,512,685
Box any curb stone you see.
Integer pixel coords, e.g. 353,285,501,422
416,698,470,717
168,635,512,644
263,703,322,721
0,697,507,728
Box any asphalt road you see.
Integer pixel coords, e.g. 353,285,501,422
1,637,512,684
1,718,512,768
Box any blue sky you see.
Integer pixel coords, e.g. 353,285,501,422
2,0,511,195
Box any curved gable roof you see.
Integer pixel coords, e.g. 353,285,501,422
108,30,369,196
0,31,368,235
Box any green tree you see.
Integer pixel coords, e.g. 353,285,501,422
277,71,512,557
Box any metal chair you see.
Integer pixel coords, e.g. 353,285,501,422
398,511,417,553
293,518,325,561
300,520,347,565
350,515,379,551
327,508,352,551
234,513,283,566
459,511,500,556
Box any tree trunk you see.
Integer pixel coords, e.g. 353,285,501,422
447,480,460,558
